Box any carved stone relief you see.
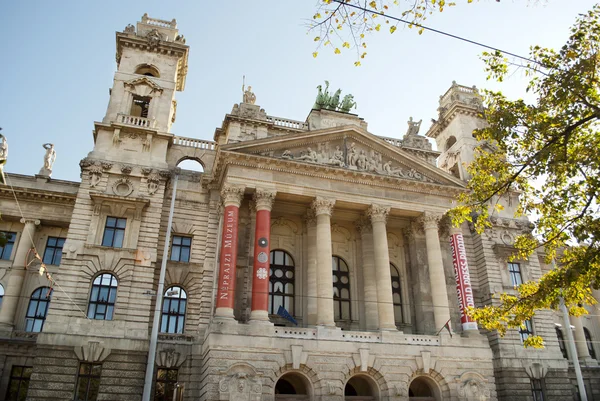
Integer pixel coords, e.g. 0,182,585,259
147,173,160,195
266,139,435,183
218,364,262,401
112,178,134,197
89,165,103,188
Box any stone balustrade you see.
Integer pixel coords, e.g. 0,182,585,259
141,14,177,28
117,113,155,128
378,135,403,148
173,136,216,150
439,81,480,107
267,115,308,130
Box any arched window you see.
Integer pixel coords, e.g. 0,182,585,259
0,284,4,309
445,136,457,151
555,327,568,359
390,264,403,324
87,273,118,320
345,375,376,399
25,287,52,332
269,250,295,316
161,286,187,334
584,327,597,359
134,64,160,78
332,256,351,321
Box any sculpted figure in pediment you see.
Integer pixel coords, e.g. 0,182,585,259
327,145,345,167
297,147,318,163
346,142,358,167
356,150,368,170
281,150,293,160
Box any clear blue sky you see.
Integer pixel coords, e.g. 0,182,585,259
0,0,595,181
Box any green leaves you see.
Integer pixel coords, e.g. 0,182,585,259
453,5,600,347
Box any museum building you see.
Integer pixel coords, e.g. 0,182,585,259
0,14,599,401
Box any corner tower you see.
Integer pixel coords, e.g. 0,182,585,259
426,81,486,180
91,14,189,167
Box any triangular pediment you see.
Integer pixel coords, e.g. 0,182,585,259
123,77,164,96
221,125,465,187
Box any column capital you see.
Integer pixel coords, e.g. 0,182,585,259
355,216,373,235
20,218,40,226
221,184,245,208
367,204,390,224
449,225,463,236
253,189,276,211
311,197,335,217
419,212,443,231
304,209,317,229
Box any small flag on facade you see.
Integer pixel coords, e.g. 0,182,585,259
436,318,453,337
277,305,298,326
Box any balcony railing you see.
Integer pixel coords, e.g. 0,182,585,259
267,115,308,130
173,136,216,150
117,114,155,128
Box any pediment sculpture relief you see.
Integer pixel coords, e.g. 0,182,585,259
270,140,435,183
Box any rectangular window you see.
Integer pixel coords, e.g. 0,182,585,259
170,236,191,262
42,237,66,265
5,365,32,401
531,379,545,401
0,232,17,260
508,262,523,286
75,363,102,401
155,368,178,401
520,319,534,343
573,379,594,401
101,217,126,248
131,95,151,118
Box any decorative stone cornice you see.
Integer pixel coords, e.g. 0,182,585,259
253,189,276,211
367,204,390,224
221,184,245,208
419,212,443,231
311,197,335,217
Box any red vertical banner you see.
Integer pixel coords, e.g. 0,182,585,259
251,209,271,313
216,205,240,310
450,232,478,331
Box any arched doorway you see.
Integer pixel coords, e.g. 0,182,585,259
409,376,438,401
275,373,310,400
345,375,377,400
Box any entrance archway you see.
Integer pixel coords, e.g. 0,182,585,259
345,375,377,400
275,372,310,400
409,376,439,400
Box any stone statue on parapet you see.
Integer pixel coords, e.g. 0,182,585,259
0,129,7,184
339,94,357,113
312,80,356,114
242,75,256,104
406,116,422,136
39,143,56,177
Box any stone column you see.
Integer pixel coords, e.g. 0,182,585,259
249,189,276,324
570,315,591,360
312,197,336,327
305,210,318,326
0,218,40,328
421,212,452,332
215,185,245,321
368,205,396,331
356,216,379,330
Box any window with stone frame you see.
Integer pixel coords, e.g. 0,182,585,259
519,319,534,343
508,262,523,287
530,378,546,401
131,95,151,118
87,273,118,320
555,327,568,359
155,368,178,401
101,217,126,248
390,263,404,325
5,365,32,401
161,286,187,334
75,363,102,401
25,287,52,333
573,378,594,401
170,236,191,263
42,236,66,265
584,327,597,359
0,231,16,260
268,250,295,316
332,255,351,321
0,283,4,309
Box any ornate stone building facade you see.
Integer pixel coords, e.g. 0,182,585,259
0,14,599,401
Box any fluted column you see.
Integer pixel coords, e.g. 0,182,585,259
215,185,245,320
368,205,396,330
305,210,318,326
312,197,336,327
421,212,451,332
356,216,379,330
249,189,276,324
0,218,40,328
570,315,591,360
